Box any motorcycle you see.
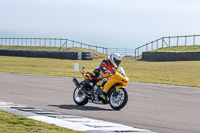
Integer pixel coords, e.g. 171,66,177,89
73,66,129,110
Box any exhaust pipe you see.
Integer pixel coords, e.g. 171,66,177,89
73,78,81,88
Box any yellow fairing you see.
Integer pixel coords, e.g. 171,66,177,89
102,70,129,93
116,86,125,91
81,71,90,79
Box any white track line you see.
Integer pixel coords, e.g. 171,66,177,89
0,101,155,133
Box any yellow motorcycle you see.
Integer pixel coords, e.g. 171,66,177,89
73,67,129,110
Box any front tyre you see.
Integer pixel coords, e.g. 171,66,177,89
73,87,88,106
109,88,128,110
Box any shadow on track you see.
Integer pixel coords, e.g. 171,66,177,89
48,104,113,111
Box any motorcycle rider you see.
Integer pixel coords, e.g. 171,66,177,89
81,53,121,90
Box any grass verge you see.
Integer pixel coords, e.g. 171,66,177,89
0,110,84,133
0,56,200,87
153,45,200,52
0,45,106,59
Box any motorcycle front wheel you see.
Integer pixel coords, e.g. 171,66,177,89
109,88,128,110
73,87,88,106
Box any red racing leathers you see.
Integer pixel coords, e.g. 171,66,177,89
89,56,115,82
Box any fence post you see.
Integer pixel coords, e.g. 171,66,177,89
17,38,19,46
8,38,10,45
151,42,153,51
40,38,41,46
156,40,159,49
146,44,148,51
168,37,170,47
96,46,97,51
177,36,179,46
162,37,164,48
22,38,23,46
135,49,137,58
31,38,32,46
49,38,51,47
54,39,56,47
66,39,67,47
185,36,187,46
60,39,61,47
193,35,195,45
72,41,74,47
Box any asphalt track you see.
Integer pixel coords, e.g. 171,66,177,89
0,72,200,133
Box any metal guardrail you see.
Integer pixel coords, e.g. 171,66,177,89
0,38,107,54
0,38,136,57
1,35,199,58
135,35,200,57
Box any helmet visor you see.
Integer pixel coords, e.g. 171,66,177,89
114,58,121,67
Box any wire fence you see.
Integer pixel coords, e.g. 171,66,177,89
0,38,107,54
1,35,199,58
135,35,200,57
0,38,136,57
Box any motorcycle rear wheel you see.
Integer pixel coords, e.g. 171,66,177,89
73,87,88,106
109,88,128,110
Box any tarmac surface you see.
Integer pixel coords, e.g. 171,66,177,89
0,72,200,133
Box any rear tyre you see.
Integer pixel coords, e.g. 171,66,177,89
109,88,128,110
73,87,88,106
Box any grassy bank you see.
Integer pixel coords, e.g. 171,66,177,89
0,56,200,87
0,110,84,133
0,45,106,59
153,45,200,52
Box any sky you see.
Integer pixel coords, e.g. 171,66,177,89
0,0,200,48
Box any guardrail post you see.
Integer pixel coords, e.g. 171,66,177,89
146,44,148,51
177,36,179,46
185,36,187,46
65,39,67,47
72,41,74,47
162,37,164,48
30,38,32,46
169,37,170,47
22,38,23,46
49,38,51,47
9,38,10,45
193,35,195,45
151,42,153,51
39,38,41,46
17,38,19,46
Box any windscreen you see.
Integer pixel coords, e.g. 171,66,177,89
117,67,126,77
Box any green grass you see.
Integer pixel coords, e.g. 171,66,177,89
153,45,200,52
0,56,200,88
0,45,200,87
0,110,84,133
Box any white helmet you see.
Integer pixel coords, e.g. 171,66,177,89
110,53,121,67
